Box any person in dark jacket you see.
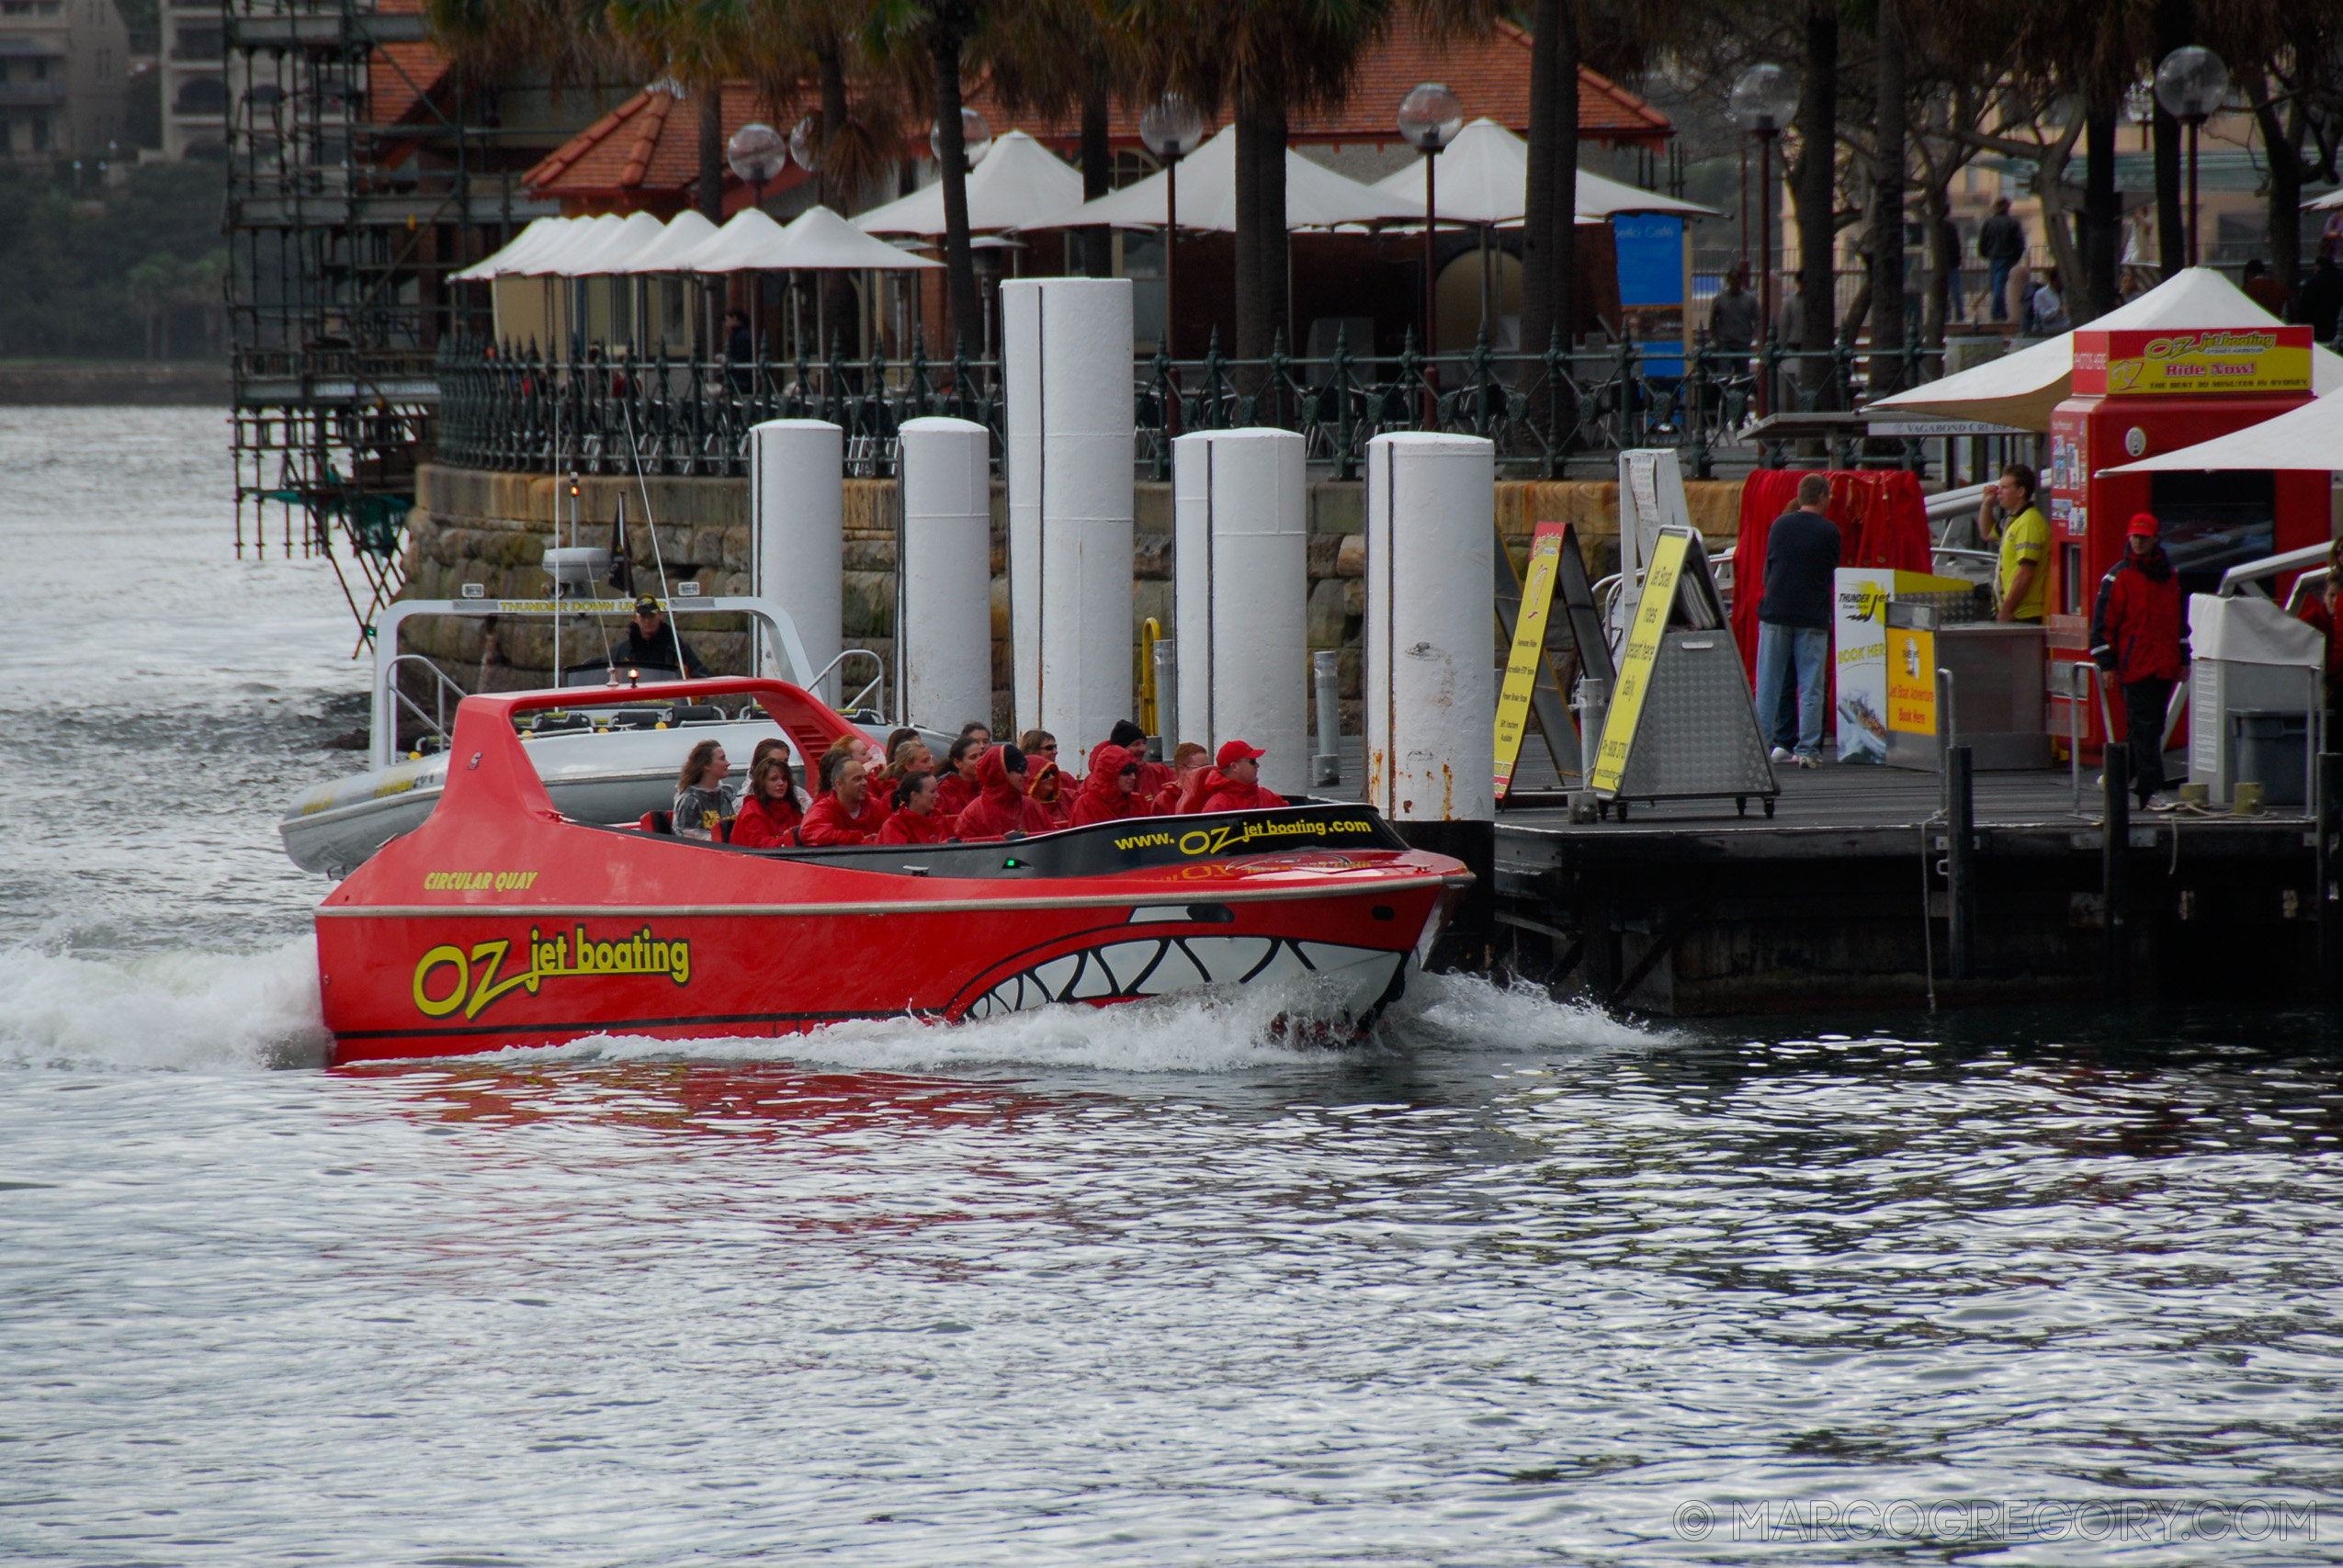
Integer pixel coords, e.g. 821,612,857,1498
1752,473,1843,767
2297,243,2343,344
952,744,1057,840
1977,197,2026,322
610,596,708,679
2090,513,2190,809
1107,719,1174,800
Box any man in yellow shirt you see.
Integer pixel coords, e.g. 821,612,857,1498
1979,463,2049,623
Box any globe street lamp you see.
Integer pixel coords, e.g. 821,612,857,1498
930,107,992,172
1728,63,1798,415
725,121,787,209
2155,46,2229,268
1398,82,1464,359
1139,94,1205,355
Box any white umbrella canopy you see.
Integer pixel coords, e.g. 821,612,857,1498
2306,187,2343,210
1036,125,1421,231
517,212,625,276
855,130,1084,235
451,216,572,281
1369,118,1715,224
675,206,791,272
620,209,720,272
1868,266,2343,432
775,201,944,268
2102,390,2343,472
557,209,668,276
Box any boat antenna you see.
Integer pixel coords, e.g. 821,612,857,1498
620,400,690,683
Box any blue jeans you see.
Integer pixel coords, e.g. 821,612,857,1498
1755,622,1829,758
1987,257,2016,321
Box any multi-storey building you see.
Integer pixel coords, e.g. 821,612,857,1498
0,0,128,165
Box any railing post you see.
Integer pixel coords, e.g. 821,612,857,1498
1947,744,1976,981
1333,323,1357,480
2104,744,2131,1003
1690,328,1714,479
1543,325,1565,479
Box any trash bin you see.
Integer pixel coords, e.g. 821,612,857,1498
2230,710,2310,808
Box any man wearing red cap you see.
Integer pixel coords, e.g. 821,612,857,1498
1189,740,1288,814
2090,513,2188,809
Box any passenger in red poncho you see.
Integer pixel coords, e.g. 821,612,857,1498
1106,720,1174,800
935,732,988,818
951,743,1058,840
730,750,809,848
1191,739,1287,814
800,758,887,845
1154,741,1209,813
1070,744,1151,827
877,771,954,844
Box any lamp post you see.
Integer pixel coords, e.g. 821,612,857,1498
2155,46,2228,268
1728,63,1799,416
726,121,788,210
929,106,993,171
1398,82,1464,363
1140,94,1205,356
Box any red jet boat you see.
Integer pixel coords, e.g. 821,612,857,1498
315,679,1472,1064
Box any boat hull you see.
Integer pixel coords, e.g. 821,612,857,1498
311,678,1470,1065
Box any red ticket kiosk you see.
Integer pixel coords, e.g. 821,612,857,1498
2047,325,2325,756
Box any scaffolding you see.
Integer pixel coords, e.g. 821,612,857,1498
221,0,555,648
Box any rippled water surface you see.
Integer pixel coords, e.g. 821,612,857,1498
6,409,2343,1565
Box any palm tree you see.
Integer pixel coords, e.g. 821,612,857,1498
867,0,987,355
1114,0,1396,358
980,0,1147,278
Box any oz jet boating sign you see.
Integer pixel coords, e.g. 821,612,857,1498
2071,326,2312,397
413,924,693,1021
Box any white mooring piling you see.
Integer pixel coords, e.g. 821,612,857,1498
1172,427,1307,798
750,418,843,700
1365,432,1496,964
1002,277,1135,755
897,416,994,734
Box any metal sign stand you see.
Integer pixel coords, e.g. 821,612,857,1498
1587,526,1779,820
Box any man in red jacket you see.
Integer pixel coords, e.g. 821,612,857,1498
1192,740,1287,814
2090,513,2189,810
800,758,887,845
878,771,954,844
952,743,1058,840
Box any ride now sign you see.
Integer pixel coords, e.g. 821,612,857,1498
2071,326,2313,397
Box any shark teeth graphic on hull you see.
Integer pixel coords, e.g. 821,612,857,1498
962,937,1403,1021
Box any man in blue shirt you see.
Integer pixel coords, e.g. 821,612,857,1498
1752,473,1843,768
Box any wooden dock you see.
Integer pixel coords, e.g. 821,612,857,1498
1324,744,2331,1015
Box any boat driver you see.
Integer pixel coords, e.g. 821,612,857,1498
610,596,709,680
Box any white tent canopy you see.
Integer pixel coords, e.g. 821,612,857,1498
558,209,668,275
1036,124,1420,231
681,202,943,271
856,130,1083,236
1369,118,1715,224
1867,267,2343,432
517,212,624,276
621,209,719,272
451,216,572,281
776,201,944,268
2102,390,2343,472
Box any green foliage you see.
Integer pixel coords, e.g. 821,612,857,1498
0,162,225,358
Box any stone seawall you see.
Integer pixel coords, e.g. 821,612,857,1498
0,360,232,406
400,463,1747,741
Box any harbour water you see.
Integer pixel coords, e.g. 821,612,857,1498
5,408,2343,1564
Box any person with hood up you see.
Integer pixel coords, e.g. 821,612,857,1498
1104,719,1174,799
2090,512,2189,810
878,770,954,844
800,756,887,845
1070,744,1151,827
935,732,989,818
951,743,1058,840
1190,740,1287,814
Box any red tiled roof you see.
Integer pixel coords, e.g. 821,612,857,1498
368,0,448,130
527,17,1669,207
525,83,814,211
